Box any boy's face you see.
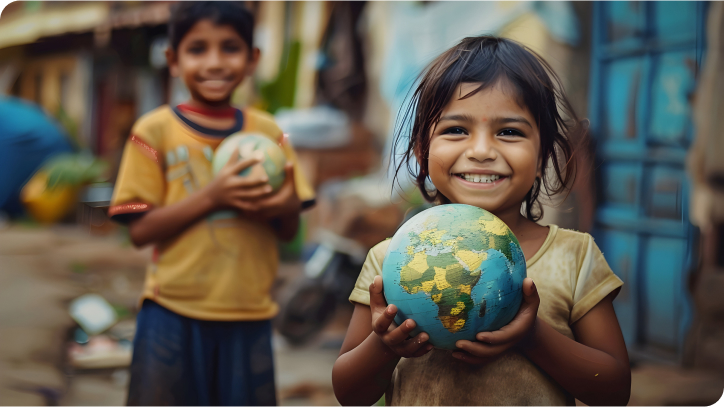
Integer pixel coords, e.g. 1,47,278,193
167,19,258,106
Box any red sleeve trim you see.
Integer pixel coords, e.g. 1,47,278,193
131,135,159,163
108,202,151,217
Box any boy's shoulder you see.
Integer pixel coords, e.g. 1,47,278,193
242,107,283,140
131,105,175,145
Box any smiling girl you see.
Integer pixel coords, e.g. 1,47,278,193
332,36,631,406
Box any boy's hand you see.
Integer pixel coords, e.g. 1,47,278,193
452,278,540,364
206,148,273,211
236,162,301,220
370,275,434,358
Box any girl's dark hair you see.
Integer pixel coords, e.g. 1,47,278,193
168,1,255,51
393,35,585,222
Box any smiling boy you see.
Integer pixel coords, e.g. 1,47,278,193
109,2,314,405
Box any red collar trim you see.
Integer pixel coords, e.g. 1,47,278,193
176,103,239,119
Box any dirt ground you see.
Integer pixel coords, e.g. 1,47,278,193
0,224,722,406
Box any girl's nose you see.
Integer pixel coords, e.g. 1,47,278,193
465,133,498,163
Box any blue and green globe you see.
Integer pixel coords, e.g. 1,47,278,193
212,132,286,191
382,204,526,350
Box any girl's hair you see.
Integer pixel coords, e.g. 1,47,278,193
393,35,585,222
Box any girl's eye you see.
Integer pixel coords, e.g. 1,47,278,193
499,129,524,138
442,127,467,136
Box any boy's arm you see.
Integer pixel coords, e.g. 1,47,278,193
128,154,266,247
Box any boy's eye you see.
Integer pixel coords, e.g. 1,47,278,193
442,127,467,136
223,44,242,53
187,45,206,55
498,129,523,137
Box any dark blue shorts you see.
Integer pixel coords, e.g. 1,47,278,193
127,300,277,406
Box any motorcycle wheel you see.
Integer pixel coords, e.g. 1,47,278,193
275,278,337,345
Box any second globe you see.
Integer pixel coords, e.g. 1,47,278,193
212,132,286,191
381,204,526,350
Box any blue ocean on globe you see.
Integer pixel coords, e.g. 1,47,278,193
382,204,526,350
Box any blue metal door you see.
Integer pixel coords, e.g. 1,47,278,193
588,1,707,357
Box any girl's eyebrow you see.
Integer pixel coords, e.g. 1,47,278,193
490,116,533,129
438,114,533,129
438,114,475,123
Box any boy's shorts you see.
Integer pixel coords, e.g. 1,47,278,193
127,300,277,406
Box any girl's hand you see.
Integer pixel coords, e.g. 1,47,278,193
369,275,434,358
452,278,540,364
206,148,272,210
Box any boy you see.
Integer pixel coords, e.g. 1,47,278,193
108,2,315,405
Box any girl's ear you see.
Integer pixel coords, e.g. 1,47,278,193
166,48,179,77
536,155,543,178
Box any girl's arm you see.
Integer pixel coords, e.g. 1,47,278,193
128,154,267,247
522,290,630,406
332,276,433,406
454,281,630,406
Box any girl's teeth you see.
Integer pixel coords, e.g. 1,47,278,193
461,174,501,183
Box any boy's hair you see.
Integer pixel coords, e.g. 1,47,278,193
393,35,584,222
168,1,255,51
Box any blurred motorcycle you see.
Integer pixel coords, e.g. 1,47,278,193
274,185,430,345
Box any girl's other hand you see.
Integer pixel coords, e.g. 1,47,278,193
452,277,540,364
206,148,270,210
369,275,434,358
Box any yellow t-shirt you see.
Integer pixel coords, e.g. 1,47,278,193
349,224,623,406
110,105,315,321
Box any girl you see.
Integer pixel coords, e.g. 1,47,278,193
332,36,630,406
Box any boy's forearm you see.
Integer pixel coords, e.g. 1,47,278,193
521,319,631,406
333,332,400,406
128,187,216,247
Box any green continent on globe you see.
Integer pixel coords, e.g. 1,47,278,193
398,210,518,333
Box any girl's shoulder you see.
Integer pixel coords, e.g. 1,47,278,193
529,225,597,268
546,225,593,252
370,239,392,259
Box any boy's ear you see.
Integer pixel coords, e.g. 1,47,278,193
166,48,179,77
245,47,261,76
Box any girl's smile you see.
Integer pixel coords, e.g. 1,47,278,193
427,81,541,220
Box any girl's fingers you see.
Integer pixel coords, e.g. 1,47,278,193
384,319,420,346
372,304,398,335
410,342,435,358
395,331,429,354
368,276,388,317
522,278,540,305
452,351,490,365
456,339,510,358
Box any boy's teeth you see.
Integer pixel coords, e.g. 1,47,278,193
461,173,501,183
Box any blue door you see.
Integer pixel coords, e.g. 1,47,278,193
588,1,707,357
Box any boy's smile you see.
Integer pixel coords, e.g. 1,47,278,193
167,19,258,107
427,82,541,218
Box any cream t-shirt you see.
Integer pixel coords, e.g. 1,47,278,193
349,224,623,406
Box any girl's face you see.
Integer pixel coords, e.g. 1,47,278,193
427,82,541,217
